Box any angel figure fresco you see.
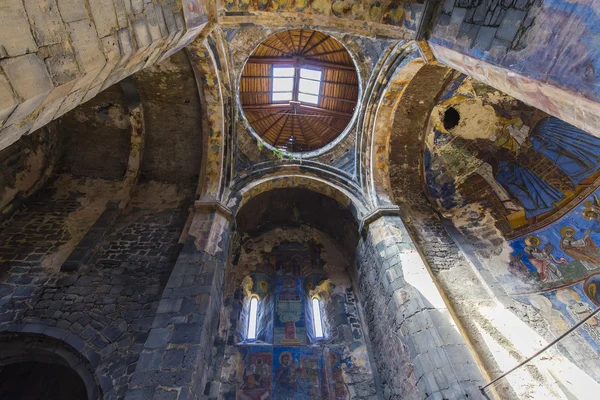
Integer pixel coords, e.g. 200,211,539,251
560,226,600,270
524,236,567,283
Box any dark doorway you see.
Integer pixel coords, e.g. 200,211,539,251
0,361,87,400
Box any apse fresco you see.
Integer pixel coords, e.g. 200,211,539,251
219,227,375,398
424,75,600,237
424,75,600,361
509,190,600,288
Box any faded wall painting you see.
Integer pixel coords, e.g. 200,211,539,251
430,0,600,104
422,74,600,377
425,74,600,238
217,226,376,399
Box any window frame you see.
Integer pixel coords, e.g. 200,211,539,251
271,66,295,103
311,296,324,339
298,67,322,105
247,296,259,341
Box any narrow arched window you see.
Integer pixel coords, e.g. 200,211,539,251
312,297,324,338
247,297,259,340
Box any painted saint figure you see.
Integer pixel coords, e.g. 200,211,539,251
560,226,600,270
524,236,567,282
274,352,295,399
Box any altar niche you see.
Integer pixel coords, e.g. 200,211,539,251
216,226,377,399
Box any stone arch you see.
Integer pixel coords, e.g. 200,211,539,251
359,41,452,206
225,163,370,222
187,30,231,201
0,327,105,400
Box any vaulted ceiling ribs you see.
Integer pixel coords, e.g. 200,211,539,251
240,29,359,152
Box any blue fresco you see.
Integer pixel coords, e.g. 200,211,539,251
510,188,600,286
531,117,600,186
431,0,600,101
273,347,322,400
496,161,565,218
274,276,307,345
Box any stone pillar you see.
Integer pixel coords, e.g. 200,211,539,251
356,208,485,399
125,201,232,400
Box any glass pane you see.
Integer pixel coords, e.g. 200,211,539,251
300,68,322,80
273,92,292,102
298,93,318,104
299,78,320,95
273,67,295,77
248,297,258,340
273,77,294,92
312,298,324,338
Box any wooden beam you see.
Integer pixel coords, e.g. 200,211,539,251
260,42,292,55
301,30,316,55
274,114,290,144
306,48,348,58
241,76,359,89
301,35,329,56
260,113,288,137
248,110,287,124
242,103,353,118
240,91,357,104
246,56,355,71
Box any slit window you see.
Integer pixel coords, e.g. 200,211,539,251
272,67,295,102
248,297,259,340
312,297,324,338
298,68,322,105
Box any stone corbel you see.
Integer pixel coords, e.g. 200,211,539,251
359,205,402,237
194,199,234,222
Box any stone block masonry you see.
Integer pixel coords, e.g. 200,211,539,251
356,214,486,399
0,0,213,151
0,178,191,398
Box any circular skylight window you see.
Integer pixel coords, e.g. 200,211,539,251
240,29,359,153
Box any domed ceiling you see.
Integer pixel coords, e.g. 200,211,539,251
240,29,359,153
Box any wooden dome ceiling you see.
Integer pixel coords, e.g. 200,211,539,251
240,29,359,153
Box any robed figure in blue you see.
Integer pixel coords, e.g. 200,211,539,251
530,117,600,185
496,161,564,218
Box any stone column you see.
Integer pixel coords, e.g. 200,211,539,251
125,201,232,400
356,207,485,399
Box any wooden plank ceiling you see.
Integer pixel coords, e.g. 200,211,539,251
240,29,359,152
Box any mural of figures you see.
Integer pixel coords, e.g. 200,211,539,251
530,117,600,186
274,277,306,345
523,235,566,283
219,227,377,399
273,347,321,400
509,188,600,292
560,227,600,269
238,347,273,400
496,161,564,218
424,75,600,236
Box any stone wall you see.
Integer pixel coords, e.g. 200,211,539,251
427,0,600,137
56,83,131,180
0,179,192,398
356,214,485,399
0,0,212,151
0,126,58,222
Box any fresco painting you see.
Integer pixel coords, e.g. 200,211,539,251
219,228,376,398
274,276,307,345
273,347,321,400
238,347,273,400
509,188,600,291
424,75,600,236
520,280,600,358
